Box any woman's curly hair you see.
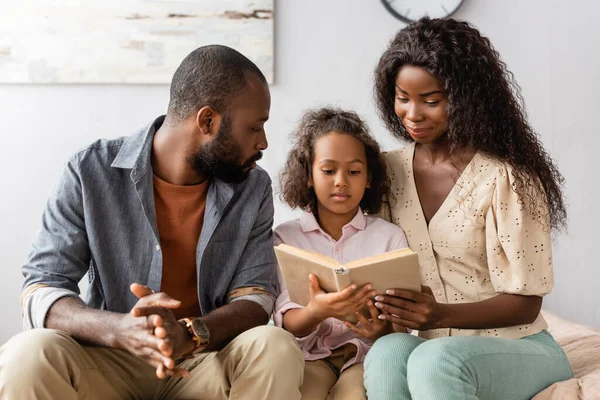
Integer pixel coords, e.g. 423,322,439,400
279,107,391,215
374,17,566,230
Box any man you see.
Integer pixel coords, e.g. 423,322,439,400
0,45,304,399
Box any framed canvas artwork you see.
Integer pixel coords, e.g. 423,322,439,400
0,0,274,84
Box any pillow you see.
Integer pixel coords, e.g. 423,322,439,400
533,311,600,399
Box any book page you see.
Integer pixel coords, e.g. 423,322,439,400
275,244,341,306
346,251,421,295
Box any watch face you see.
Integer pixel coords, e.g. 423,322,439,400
381,0,464,23
192,318,210,340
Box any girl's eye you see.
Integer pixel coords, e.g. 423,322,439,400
251,127,263,132
397,97,409,103
349,170,361,175
425,101,440,107
322,169,334,175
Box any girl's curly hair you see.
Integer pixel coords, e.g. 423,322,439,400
279,107,391,215
374,17,566,230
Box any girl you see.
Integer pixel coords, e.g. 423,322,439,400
364,17,574,400
274,107,409,400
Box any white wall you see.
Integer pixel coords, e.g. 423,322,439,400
1,0,598,344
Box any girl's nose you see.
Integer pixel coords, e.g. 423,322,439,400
334,173,347,187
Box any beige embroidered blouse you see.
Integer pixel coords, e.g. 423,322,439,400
381,142,552,340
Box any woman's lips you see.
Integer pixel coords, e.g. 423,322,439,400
406,126,431,137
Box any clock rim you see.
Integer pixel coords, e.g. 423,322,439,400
380,0,465,23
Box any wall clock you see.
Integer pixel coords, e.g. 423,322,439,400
381,0,465,23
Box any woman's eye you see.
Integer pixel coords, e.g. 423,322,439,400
397,97,409,103
322,169,334,175
425,101,440,107
349,170,361,175
251,127,263,132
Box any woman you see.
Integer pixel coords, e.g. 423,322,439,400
363,17,573,400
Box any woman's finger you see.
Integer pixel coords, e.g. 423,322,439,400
378,313,419,330
374,301,420,323
375,295,421,313
383,288,431,303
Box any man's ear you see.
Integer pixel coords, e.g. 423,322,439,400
195,106,219,136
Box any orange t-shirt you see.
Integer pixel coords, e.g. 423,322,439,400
153,174,209,320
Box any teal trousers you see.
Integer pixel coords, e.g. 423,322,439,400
363,330,573,400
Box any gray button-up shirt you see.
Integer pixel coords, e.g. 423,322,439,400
21,116,278,329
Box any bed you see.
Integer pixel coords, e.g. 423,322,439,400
533,311,600,399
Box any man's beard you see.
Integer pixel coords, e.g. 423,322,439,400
189,116,262,184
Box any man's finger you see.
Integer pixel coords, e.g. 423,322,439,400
155,326,168,339
132,305,173,318
156,362,167,379
141,346,175,370
143,332,167,351
130,283,155,298
135,293,182,309
143,314,163,329
164,366,191,378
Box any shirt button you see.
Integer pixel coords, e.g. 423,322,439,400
156,245,161,252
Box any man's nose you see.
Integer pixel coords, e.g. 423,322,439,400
257,130,268,151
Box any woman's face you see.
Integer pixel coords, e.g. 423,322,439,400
394,65,448,144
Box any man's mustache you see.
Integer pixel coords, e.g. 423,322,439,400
243,151,263,168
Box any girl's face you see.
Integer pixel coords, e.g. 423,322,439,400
309,132,369,221
394,65,448,144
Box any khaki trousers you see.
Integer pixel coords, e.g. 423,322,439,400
0,325,304,400
300,344,366,400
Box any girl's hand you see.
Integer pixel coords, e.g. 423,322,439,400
306,274,376,321
344,300,396,341
374,286,448,331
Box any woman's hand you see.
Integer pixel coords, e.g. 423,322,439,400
344,300,398,341
374,285,449,331
306,274,376,322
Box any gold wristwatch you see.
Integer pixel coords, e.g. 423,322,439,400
181,317,210,355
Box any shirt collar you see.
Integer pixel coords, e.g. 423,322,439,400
299,208,366,234
111,115,165,172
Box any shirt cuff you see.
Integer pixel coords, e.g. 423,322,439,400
21,285,79,330
228,293,274,316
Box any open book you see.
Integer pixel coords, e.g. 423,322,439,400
274,243,421,320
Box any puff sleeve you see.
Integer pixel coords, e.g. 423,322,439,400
485,165,554,296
